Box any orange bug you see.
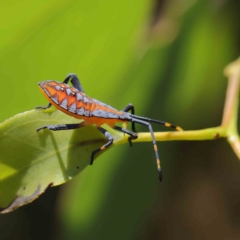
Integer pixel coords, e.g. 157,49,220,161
36,74,182,181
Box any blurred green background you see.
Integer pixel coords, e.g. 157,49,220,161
0,0,240,239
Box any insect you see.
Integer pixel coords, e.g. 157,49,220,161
36,74,182,181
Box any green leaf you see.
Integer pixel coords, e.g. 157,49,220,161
0,108,122,213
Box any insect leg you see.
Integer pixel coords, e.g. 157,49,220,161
35,102,52,110
63,74,84,92
132,118,162,182
122,104,136,132
90,127,114,165
122,103,135,115
36,123,84,132
113,126,138,146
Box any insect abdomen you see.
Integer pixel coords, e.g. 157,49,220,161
38,81,130,123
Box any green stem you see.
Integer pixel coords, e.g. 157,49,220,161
114,58,240,160
115,127,227,145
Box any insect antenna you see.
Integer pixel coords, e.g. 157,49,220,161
131,115,183,131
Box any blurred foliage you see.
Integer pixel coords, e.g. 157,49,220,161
0,0,240,240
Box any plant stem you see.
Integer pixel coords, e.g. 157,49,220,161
115,127,227,145
115,58,240,160
222,58,240,158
